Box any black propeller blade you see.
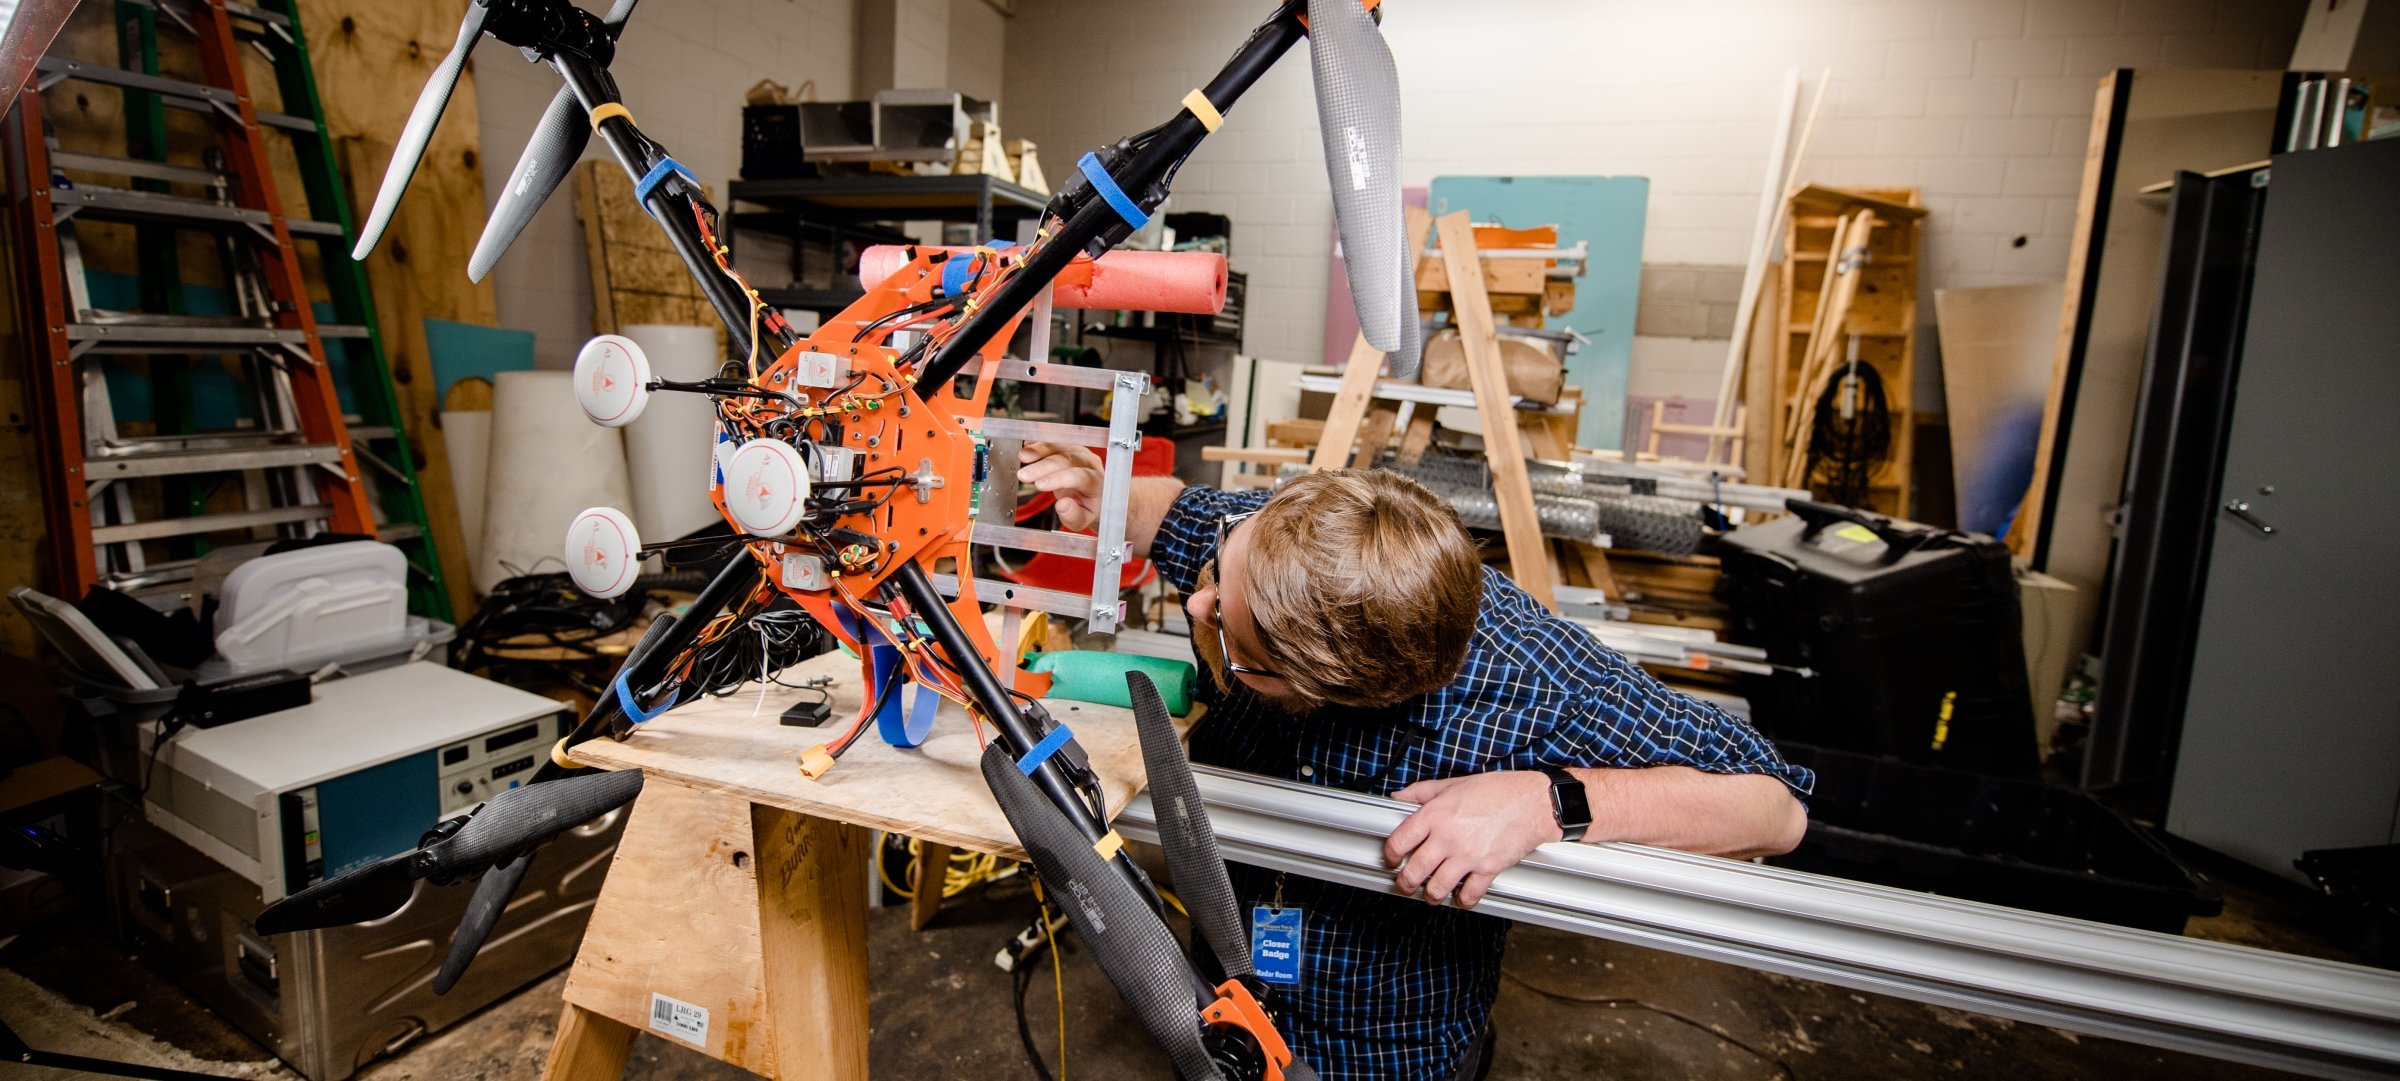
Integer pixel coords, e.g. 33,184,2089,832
254,850,417,935
434,851,535,993
1127,672,1251,979
468,0,641,282
254,767,644,936
1307,0,1420,378
980,742,1224,1080
352,0,489,260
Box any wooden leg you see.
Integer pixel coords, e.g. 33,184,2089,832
755,808,872,1080
1395,414,1438,467
910,839,951,931
540,1003,634,1081
1353,405,1400,465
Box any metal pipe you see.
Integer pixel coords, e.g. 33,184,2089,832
1117,766,2400,1081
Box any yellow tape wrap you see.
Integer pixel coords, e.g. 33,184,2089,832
1091,830,1126,862
588,102,633,131
1181,89,1224,133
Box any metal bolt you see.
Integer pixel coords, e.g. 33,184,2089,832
2258,484,2275,495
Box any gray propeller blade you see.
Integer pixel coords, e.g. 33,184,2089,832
1127,672,1251,979
252,768,642,936
1307,0,1420,378
980,743,1223,1079
467,0,640,281
352,1,489,260
433,851,533,993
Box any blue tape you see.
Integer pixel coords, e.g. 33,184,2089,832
612,670,670,725
1016,723,1076,776
632,156,700,214
1077,152,1149,231
941,252,979,297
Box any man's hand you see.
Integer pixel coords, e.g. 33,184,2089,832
1385,771,1560,909
1018,441,1105,532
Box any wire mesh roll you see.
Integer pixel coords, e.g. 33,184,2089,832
1592,494,1706,556
1431,483,1603,544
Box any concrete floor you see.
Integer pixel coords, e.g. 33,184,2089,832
3,868,2314,1081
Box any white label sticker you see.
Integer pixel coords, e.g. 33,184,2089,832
647,992,709,1045
1344,126,1372,191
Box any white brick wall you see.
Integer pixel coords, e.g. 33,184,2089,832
475,0,857,368
1000,0,2302,372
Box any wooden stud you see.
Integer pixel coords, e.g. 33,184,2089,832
1434,211,1555,609
753,806,873,1080
2014,73,2121,560
539,1004,636,1081
1394,413,1438,468
1741,267,1783,484
910,839,951,931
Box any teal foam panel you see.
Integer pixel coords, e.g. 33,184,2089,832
1427,176,1648,451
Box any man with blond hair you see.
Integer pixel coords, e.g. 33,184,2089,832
1019,443,1812,1081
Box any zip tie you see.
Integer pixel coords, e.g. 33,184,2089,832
613,670,670,724
1092,830,1125,861
632,156,700,214
588,102,632,130
1016,723,1076,776
1076,152,1150,231
1181,89,1224,133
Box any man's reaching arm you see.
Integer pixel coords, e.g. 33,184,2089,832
1383,766,1806,908
1017,441,1185,557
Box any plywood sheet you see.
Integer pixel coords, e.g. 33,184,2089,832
568,644,1156,860
1936,283,2063,537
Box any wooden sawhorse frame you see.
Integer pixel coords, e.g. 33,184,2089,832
537,647,1155,1079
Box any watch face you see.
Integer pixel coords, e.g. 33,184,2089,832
1553,782,1592,829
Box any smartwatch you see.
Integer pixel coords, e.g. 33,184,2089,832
1537,766,1591,842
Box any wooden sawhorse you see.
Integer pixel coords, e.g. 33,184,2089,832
537,647,1153,1079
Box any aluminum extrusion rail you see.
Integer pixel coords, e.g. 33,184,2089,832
1115,766,2400,1080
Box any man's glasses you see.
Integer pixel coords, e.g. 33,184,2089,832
1209,511,1284,681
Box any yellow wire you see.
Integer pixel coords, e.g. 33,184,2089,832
1035,879,1067,1080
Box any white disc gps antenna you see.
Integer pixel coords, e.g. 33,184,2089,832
564,506,642,599
573,334,652,427
722,439,810,537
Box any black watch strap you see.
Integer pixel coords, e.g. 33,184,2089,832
1537,766,1592,843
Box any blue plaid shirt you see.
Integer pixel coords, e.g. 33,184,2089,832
1152,485,1811,1081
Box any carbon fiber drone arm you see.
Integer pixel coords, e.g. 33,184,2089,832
915,2,1310,391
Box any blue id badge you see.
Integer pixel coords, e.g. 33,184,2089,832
1250,906,1304,986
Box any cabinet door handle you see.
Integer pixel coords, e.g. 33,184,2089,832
2223,499,2277,535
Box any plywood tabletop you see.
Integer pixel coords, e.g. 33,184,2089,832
568,644,1158,861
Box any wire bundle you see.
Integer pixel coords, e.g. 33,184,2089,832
1805,359,1891,509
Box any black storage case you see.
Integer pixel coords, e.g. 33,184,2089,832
741,105,817,180
1770,741,2222,933
1720,500,2036,777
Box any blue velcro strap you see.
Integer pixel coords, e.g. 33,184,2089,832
941,251,980,297
613,670,670,724
632,156,700,213
1077,152,1149,230
1016,724,1076,776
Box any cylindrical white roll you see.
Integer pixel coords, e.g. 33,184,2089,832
478,370,634,594
440,409,492,571
618,324,725,542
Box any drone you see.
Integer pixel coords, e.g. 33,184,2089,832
256,1,1416,1077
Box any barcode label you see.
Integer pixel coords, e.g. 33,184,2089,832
647,992,708,1045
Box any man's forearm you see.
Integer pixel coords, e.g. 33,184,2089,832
1125,474,1188,559
1571,765,1806,860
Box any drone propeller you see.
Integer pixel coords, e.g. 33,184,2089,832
981,742,1224,1079
352,1,489,260
1306,0,1420,379
434,851,535,993
255,767,644,937
1128,672,1251,979
468,0,642,281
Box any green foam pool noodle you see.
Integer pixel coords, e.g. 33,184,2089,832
1028,650,1195,715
